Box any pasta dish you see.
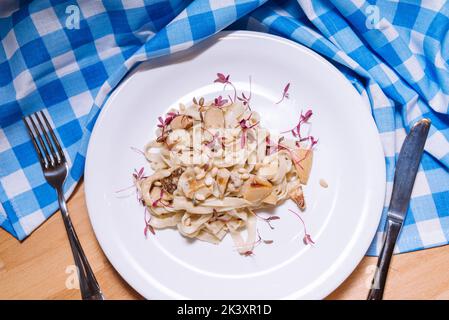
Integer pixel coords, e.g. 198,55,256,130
133,74,317,255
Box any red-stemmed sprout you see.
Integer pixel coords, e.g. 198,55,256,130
257,229,274,245
214,73,237,102
281,109,318,150
275,83,290,104
255,213,280,230
156,111,178,142
156,112,193,144
151,188,173,209
239,113,259,148
115,166,147,194
144,206,155,237
281,109,312,137
265,136,281,156
288,209,315,245
132,167,147,204
237,76,252,110
214,95,228,107
204,131,221,149
130,168,156,237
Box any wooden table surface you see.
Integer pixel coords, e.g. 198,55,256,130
1,181,449,300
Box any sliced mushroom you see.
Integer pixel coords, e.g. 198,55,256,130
289,185,306,210
170,115,193,130
292,148,313,184
241,176,273,204
204,108,225,129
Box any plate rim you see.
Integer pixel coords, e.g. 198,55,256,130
84,30,386,300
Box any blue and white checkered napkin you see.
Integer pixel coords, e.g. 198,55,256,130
0,0,448,255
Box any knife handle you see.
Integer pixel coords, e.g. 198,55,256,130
367,218,402,300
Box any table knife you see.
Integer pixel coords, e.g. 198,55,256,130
367,118,431,300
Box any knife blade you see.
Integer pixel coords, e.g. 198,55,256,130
367,118,431,300
387,118,431,223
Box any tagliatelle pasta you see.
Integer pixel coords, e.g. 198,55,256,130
134,74,317,255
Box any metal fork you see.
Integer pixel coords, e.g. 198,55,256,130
23,111,104,300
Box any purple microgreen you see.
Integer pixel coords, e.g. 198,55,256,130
205,131,220,149
300,109,313,122
214,73,237,102
265,136,281,155
237,76,252,110
310,136,318,147
242,250,254,257
303,234,315,245
256,229,274,245
280,109,317,150
114,166,146,194
214,95,228,107
143,206,155,237
238,113,259,148
214,73,230,84
255,213,280,230
278,143,308,170
132,167,146,181
156,111,184,143
151,188,173,209
288,209,315,246
275,83,290,104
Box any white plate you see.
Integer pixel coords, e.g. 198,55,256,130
85,31,385,299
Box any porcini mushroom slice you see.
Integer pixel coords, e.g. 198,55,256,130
241,176,273,203
170,115,193,130
289,185,306,210
292,148,313,184
204,108,225,129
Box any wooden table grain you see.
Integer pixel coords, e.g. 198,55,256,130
1,181,448,300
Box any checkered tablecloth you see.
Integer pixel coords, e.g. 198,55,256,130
0,0,448,256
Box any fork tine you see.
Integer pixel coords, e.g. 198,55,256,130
35,111,59,164
28,114,53,167
23,117,48,168
40,111,65,162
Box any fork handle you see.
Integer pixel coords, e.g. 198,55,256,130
367,218,402,300
57,189,104,300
